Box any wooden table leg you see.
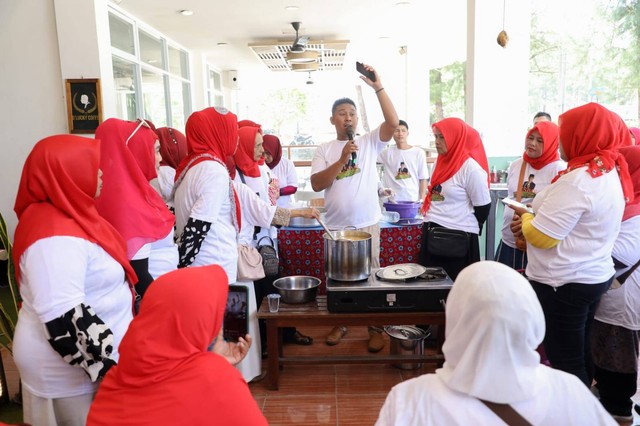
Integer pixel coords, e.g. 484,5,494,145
266,320,280,390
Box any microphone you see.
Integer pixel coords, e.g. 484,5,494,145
346,125,356,163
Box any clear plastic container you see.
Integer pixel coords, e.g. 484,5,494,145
381,210,400,223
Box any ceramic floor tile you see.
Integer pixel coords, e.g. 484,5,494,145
263,395,336,425
336,364,403,395
271,365,337,395
336,393,388,425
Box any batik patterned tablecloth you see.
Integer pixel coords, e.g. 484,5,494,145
277,222,423,294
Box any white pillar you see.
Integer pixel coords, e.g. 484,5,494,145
466,0,531,157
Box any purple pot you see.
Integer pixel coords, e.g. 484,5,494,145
383,201,421,219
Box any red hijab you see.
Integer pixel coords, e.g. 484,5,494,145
13,135,136,285
629,127,640,146
620,146,640,221
234,126,262,178
156,127,187,169
523,121,560,169
556,103,633,202
95,118,175,259
87,265,268,426
263,134,283,169
421,118,489,215
174,107,241,231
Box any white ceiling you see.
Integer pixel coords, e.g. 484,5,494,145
110,0,467,74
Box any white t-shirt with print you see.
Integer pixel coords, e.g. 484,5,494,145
424,158,491,234
13,236,133,399
378,146,429,202
272,157,298,208
595,215,640,329
234,163,277,244
311,126,387,228
174,160,238,282
526,167,624,286
156,165,175,206
500,158,566,248
232,180,277,246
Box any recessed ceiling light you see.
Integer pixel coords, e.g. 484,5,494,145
395,1,410,6
285,5,299,11
378,36,390,40
179,9,193,16
217,42,229,47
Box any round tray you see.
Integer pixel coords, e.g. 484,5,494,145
375,263,427,281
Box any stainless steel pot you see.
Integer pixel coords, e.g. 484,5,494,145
323,230,371,281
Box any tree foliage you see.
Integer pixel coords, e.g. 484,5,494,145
429,61,466,124
258,88,308,137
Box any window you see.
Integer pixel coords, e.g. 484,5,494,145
207,67,224,107
108,8,191,129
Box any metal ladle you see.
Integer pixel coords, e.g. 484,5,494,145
317,216,336,241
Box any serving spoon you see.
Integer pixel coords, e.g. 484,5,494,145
317,216,336,241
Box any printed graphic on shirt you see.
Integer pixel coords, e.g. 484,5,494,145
520,173,537,198
431,184,444,202
395,162,411,180
336,158,361,180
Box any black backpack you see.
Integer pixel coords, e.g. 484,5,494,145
257,236,279,277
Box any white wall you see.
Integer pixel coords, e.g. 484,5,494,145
0,0,68,237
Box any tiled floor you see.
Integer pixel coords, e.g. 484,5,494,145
248,325,438,426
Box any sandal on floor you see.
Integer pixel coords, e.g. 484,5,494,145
291,331,313,345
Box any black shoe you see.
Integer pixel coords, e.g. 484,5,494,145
634,404,640,416
284,330,313,345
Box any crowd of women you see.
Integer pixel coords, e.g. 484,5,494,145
10,105,322,425
9,67,640,424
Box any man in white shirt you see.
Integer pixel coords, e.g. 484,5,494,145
311,63,398,351
377,120,429,202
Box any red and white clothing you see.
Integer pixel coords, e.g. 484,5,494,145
424,158,490,234
87,266,268,426
526,167,624,286
272,157,298,208
311,126,387,228
500,158,565,248
378,146,428,202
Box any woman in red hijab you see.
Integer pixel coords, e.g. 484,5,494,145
95,118,177,297
154,126,187,207
263,134,299,208
418,117,491,280
510,102,633,387
12,135,136,426
496,121,565,272
87,265,267,426
591,145,640,421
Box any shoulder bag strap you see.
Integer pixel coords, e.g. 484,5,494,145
515,161,527,202
616,257,640,285
236,168,246,184
257,236,274,247
480,399,532,426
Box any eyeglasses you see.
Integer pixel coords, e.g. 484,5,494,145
125,119,153,145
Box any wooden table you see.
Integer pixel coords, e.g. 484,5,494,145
257,295,446,390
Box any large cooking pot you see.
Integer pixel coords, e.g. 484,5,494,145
323,229,371,281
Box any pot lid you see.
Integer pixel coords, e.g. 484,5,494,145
375,263,427,281
384,325,429,340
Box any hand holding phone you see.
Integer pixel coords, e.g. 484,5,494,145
501,198,534,214
223,285,249,342
356,61,376,82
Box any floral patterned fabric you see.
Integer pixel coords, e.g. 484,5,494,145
277,223,422,294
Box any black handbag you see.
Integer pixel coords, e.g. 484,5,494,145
426,227,469,258
257,236,279,277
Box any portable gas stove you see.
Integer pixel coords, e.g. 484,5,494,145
326,265,453,313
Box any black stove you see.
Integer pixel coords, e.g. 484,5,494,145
326,267,453,313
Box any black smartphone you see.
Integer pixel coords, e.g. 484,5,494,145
223,285,249,342
356,61,376,82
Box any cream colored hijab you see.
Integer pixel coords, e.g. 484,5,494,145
436,261,546,403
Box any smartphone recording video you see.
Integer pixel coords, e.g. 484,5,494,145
356,61,376,82
223,285,249,343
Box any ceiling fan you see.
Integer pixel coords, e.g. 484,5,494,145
286,22,318,64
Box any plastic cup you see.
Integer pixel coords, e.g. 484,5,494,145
267,294,281,313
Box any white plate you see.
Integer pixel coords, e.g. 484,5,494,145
376,263,427,281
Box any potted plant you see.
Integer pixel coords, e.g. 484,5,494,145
0,212,20,404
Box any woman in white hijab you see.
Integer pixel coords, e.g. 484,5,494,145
376,261,615,426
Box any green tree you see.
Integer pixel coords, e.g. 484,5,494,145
258,88,308,138
429,61,466,124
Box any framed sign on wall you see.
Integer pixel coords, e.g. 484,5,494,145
65,79,103,134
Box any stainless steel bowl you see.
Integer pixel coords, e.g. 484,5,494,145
288,216,320,228
272,276,321,304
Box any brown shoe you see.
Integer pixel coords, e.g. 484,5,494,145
326,326,347,346
368,330,385,353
